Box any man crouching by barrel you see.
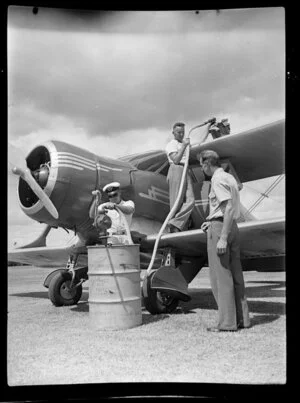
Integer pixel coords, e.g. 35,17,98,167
97,182,135,245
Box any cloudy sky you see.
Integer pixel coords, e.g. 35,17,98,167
7,7,285,247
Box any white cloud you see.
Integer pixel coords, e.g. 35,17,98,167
7,7,285,234
240,175,285,219
8,8,285,140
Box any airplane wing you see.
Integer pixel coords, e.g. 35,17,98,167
141,217,285,269
9,218,285,271
189,119,285,183
8,246,88,268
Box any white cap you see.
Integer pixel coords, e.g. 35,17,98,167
103,182,120,193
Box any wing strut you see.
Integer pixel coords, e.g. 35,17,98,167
245,175,284,217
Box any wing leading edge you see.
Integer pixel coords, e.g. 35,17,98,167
9,218,285,271
142,217,285,270
8,245,88,268
190,119,285,183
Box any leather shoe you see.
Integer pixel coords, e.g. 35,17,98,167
238,324,251,329
207,327,237,332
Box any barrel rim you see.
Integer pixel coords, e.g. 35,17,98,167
87,244,140,249
89,297,141,303
88,270,141,275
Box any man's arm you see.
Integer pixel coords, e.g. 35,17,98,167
97,202,115,213
217,199,235,255
89,198,97,219
202,122,214,143
169,139,190,164
116,200,135,215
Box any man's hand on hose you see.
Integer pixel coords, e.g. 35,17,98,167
182,138,191,148
103,202,115,210
201,221,210,233
207,117,216,125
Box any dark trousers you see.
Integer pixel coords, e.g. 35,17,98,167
167,164,195,230
207,220,250,330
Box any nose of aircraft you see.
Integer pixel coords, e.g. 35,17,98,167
32,164,50,188
9,145,59,220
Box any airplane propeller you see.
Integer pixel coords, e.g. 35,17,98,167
8,146,59,220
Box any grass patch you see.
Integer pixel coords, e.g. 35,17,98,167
7,266,286,385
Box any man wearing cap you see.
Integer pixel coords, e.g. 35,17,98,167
94,182,135,244
199,150,250,332
165,122,195,232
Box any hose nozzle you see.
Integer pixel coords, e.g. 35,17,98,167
206,117,216,125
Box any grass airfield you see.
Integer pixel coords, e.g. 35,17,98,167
7,265,286,386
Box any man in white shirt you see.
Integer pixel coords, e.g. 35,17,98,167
199,150,250,332
165,122,195,232
90,182,135,244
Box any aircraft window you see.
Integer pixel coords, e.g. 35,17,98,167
146,160,166,172
155,160,169,176
132,153,169,176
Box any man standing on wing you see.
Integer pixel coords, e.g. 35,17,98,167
199,150,250,332
165,122,195,233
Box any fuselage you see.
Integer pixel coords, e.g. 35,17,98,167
17,140,251,248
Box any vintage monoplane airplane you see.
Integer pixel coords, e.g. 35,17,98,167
8,118,285,314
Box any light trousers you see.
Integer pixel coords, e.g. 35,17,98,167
207,220,250,330
167,164,195,231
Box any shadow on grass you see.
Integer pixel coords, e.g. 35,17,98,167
71,301,89,312
71,302,170,325
245,281,285,298
250,313,281,326
10,291,50,299
9,290,89,301
141,312,170,325
178,280,285,327
10,281,285,327
180,288,217,312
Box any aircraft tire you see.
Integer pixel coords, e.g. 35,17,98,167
142,272,179,314
48,271,82,307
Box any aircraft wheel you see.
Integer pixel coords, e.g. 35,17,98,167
142,272,179,314
48,271,82,307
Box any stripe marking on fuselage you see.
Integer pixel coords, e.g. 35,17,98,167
57,159,96,171
139,186,170,206
57,163,84,171
57,152,123,172
57,155,95,167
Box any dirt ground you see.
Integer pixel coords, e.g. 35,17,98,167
7,265,286,389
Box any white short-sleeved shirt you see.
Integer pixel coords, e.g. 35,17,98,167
98,200,135,234
207,168,240,220
165,139,187,163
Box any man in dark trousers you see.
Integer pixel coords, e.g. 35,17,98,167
199,150,250,332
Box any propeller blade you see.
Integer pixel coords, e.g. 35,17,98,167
8,144,27,173
12,166,59,220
